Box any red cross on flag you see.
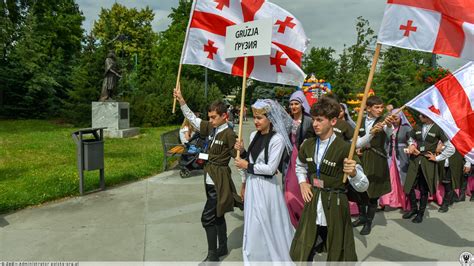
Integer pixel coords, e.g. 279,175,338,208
182,0,309,87
377,0,474,60
406,62,474,164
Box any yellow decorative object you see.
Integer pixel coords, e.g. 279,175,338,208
168,145,185,154
346,99,361,106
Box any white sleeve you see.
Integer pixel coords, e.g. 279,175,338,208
240,169,248,183
179,128,188,144
181,104,202,131
435,140,455,162
250,134,285,176
384,124,394,138
356,133,373,148
348,164,369,192
464,156,472,168
295,157,308,184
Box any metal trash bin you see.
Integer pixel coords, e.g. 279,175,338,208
72,127,106,195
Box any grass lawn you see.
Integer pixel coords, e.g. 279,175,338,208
0,120,178,214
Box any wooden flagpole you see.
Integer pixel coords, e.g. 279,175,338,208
344,43,382,183
172,64,183,113
236,56,248,159
172,0,198,114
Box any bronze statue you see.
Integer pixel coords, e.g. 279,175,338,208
99,50,121,101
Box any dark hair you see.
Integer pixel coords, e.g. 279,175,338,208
310,96,340,119
324,93,340,103
366,95,383,107
208,100,227,115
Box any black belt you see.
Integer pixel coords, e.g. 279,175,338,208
363,147,387,159
316,188,347,208
206,160,229,167
316,187,347,194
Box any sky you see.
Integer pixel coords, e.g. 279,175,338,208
76,0,469,71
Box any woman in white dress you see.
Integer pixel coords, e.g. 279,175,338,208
235,99,295,262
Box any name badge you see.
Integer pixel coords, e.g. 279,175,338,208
313,178,325,188
419,146,425,152
199,153,209,160
359,128,365,132
306,158,313,162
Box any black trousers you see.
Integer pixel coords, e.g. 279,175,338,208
414,167,430,198
307,226,328,261
201,184,225,228
441,167,453,205
408,166,430,211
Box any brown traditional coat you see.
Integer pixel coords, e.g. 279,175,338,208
290,136,359,261
200,121,242,217
334,119,354,142
404,123,448,194
358,116,391,198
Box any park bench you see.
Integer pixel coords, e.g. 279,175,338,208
161,128,185,171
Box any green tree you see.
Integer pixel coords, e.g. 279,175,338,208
332,45,352,101
347,16,376,91
378,47,404,106
62,33,107,125
1,0,83,118
302,47,338,81
93,3,158,96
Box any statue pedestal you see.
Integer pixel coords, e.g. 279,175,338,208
92,101,139,138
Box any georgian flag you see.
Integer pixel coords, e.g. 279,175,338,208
377,0,474,60
406,62,474,163
182,0,309,87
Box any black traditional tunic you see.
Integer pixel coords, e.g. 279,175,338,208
200,121,242,217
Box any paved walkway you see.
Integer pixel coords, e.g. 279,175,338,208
1,119,473,263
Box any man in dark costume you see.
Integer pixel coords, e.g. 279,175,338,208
403,114,454,223
174,85,243,263
290,96,369,261
353,96,396,235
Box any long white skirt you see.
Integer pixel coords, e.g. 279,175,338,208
243,174,295,263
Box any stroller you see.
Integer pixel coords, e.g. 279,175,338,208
179,132,208,178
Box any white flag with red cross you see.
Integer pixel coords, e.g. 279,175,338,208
182,0,309,87
406,62,474,164
377,0,474,60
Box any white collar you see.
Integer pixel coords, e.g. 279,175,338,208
215,122,228,134
318,132,336,144
366,115,377,122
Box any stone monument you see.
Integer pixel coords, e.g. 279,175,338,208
92,50,139,138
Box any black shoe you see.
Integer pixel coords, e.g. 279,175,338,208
459,192,466,202
352,218,367,227
360,221,372,235
402,209,418,219
453,194,460,203
412,213,424,223
438,204,449,213
234,200,244,211
200,250,219,264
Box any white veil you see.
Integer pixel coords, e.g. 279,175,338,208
252,99,293,153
